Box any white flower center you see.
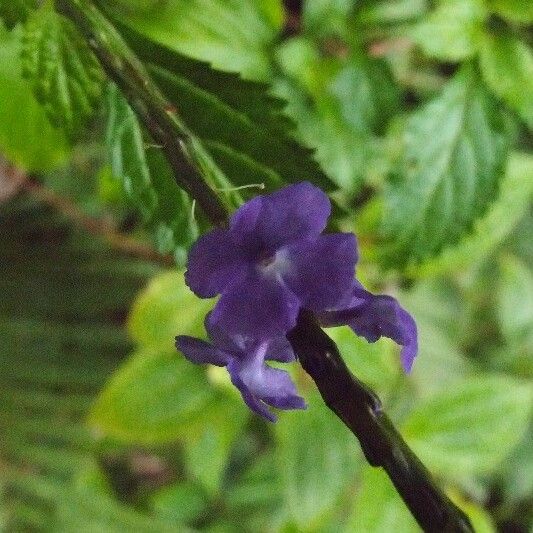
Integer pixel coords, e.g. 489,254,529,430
257,247,291,277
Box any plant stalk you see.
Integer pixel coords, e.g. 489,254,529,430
288,310,473,532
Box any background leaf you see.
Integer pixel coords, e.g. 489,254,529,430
89,347,218,445
0,25,69,171
402,375,533,476
497,255,533,345
275,393,360,529
346,467,420,533
488,0,533,23
107,15,334,195
21,6,104,136
411,0,486,61
127,270,211,350
0,0,37,30
406,152,533,277
106,85,199,261
480,31,533,129
382,65,510,265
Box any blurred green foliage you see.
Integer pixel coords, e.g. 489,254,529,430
0,0,532,531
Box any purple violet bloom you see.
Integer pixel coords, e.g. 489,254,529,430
178,182,419,420
184,182,357,339
317,282,418,372
176,314,306,422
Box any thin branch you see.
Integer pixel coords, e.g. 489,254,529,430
25,181,174,267
56,2,474,531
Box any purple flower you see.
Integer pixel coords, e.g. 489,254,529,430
317,282,418,372
185,182,357,338
176,314,306,422
178,182,419,420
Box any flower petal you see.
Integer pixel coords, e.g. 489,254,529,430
283,233,357,311
185,228,248,298
318,286,418,372
175,335,231,366
227,359,277,422
230,182,331,252
265,336,296,363
229,195,264,255
227,345,306,421
210,270,301,338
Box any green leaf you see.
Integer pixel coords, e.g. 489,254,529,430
382,66,510,265
402,375,533,476
497,255,533,344
0,0,37,30
0,26,69,171
487,0,533,23
480,31,533,129
407,152,533,277
275,37,398,191
106,83,156,220
302,0,353,37
114,0,283,80
106,86,199,260
150,481,208,524
358,0,427,25
328,326,400,395
107,17,334,194
182,394,248,493
498,424,533,503
345,467,420,532
275,393,360,529
410,0,486,61
225,451,281,512
21,7,104,137
399,280,474,398
127,271,211,350
0,197,167,531
88,347,216,444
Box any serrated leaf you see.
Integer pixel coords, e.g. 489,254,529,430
410,0,486,61
106,85,199,260
480,31,533,129
402,375,533,476
0,0,37,30
407,152,533,277
488,0,533,23
275,393,359,529
106,16,334,194
0,26,69,171
275,37,399,191
115,0,282,80
21,8,104,137
382,66,510,265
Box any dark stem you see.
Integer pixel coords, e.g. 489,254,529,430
288,310,474,533
58,2,474,531
55,0,228,228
